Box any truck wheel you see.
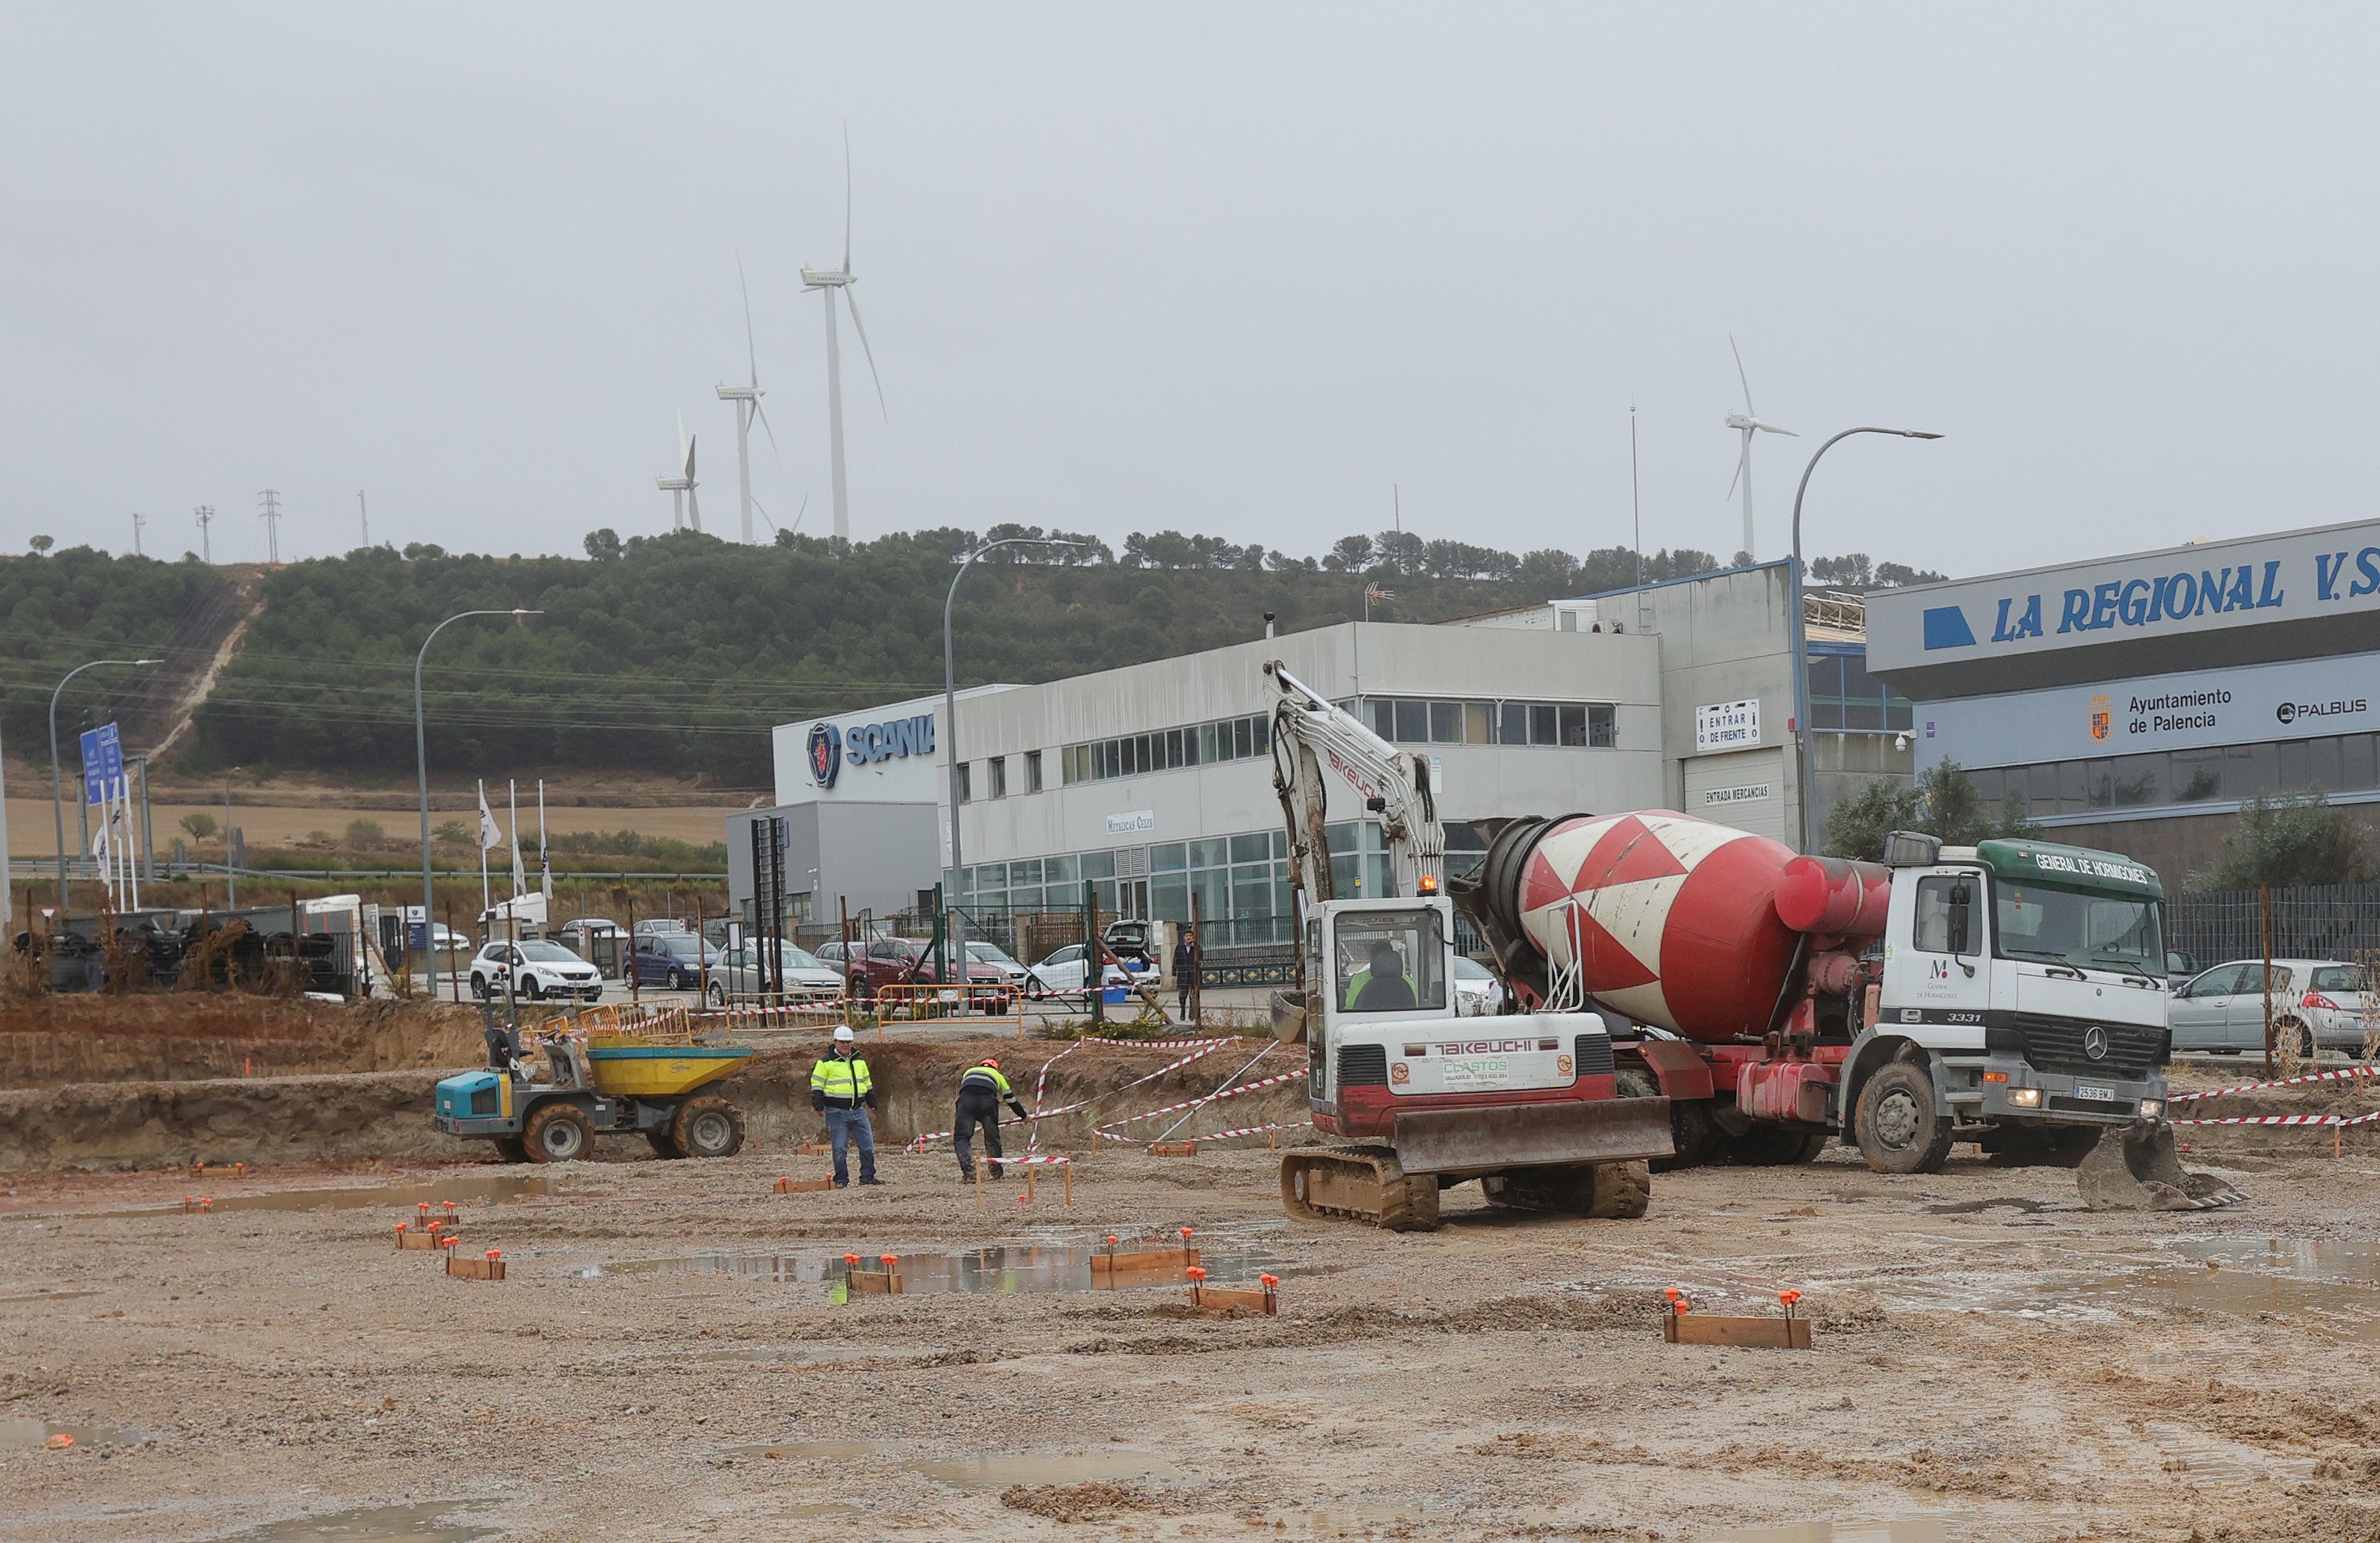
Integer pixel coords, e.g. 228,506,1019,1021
1724,1125,1825,1165
671,1095,745,1159
645,1129,682,1159
1618,1068,1712,1172
491,1136,530,1163
1855,1062,1953,1175
706,982,727,1008
521,1101,593,1162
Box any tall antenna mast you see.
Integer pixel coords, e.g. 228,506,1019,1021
1630,400,1647,632
131,512,147,557
258,490,283,564
357,490,369,549
194,505,215,564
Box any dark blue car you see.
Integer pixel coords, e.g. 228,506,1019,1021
627,931,721,990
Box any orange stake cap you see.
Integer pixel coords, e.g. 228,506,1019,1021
1180,1226,1193,1239
1780,1290,1803,1305
1662,1287,1680,1302
842,1253,860,1266
486,1250,502,1260
879,1254,897,1267
1186,1266,1207,1281
1259,1274,1280,1288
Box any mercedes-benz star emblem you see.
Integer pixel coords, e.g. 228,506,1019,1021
2082,1026,2109,1061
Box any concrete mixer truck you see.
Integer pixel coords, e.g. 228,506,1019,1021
1451,811,2239,1207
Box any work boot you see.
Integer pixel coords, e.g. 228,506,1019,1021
857,1177,887,1187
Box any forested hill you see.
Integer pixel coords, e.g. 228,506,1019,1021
1,526,1943,786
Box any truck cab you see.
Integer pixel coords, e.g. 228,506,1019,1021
1846,832,2170,1169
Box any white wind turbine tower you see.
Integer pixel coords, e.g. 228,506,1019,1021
800,130,887,542
656,414,701,533
716,255,780,543
1722,334,1797,561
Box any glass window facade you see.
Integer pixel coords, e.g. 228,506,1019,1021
1966,732,2380,817
1806,647,1914,734
1062,712,1271,785
1364,696,1616,750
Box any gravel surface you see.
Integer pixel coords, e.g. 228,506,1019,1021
4,1094,2378,1540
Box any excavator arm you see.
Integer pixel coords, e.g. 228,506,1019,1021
1264,661,1445,906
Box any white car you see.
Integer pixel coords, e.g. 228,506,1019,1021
1452,955,1507,1017
967,940,1029,986
1023,943,1157,997
470,940,603,1003
704,941,846,1005
2170,958,2370,1058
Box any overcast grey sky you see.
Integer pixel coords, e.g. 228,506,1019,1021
4,4,2374,576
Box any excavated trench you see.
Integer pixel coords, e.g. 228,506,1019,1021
0,1036,1312,1172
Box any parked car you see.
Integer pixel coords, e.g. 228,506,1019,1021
1452,955,1507,1017
627,931,723,991
1103,919,1157,966
703,941,846,1005
469,940,603,1003
1023,943,1157,997
632,917,694,937
555,918,624,952
966,940,1029,986
2168,958,2370,1056
841,934,1011,995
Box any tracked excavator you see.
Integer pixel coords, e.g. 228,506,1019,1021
1262,662,1674,1231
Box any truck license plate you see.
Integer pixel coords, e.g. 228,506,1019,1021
2074,1083,2114,1103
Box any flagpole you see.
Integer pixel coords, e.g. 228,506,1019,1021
478,778,490,919
538,778,552,902
510,778,520,899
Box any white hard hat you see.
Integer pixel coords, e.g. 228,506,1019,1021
833,1025,856,1043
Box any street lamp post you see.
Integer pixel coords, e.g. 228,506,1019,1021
1788,427,1944,853
49,658,158,908
417,609,540,997
943,538,1079,977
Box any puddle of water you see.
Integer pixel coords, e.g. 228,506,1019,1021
221,1503,496,1542
2172,1236,2380,1284
1695,1521,1951,1543
0,1418,145,1450
727,1438,1180,1490
1925,1198,2047,1215
595,1239,1291,1298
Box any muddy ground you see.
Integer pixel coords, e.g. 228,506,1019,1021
3,1053,2378,1543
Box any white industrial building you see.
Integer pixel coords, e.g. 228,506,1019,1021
733,560,1920,938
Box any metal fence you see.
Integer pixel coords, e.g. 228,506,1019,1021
2165,884,2380,970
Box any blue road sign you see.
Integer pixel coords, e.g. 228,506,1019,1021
78,723,123,805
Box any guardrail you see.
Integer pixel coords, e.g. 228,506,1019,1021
718,990,851,1032
872,982,1025,1038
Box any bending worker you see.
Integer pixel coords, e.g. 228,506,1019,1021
952,1056,1030,1182
809,1025,883,1187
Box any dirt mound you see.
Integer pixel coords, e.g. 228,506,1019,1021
0,1033,1308,1172
0,994,484,1089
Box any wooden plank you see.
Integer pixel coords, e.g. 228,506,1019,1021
1091,1248,1198,1275
847,1269,902,1296
446,1254,506,1281
1189,1284,1277,1316
793,1140,834,1156
774,1177,836,1194
394,1230,449,1251
1662,1314,1811,1349
1147,1142,1198,1156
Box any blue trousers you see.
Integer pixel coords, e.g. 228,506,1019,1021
824,1106,877,1183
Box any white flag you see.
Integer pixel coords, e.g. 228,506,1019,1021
511,833,527,898
477,783,503,851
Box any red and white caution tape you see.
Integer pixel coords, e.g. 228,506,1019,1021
908,1039,1237,1149
1078,1035,1248,1050
1091,1068,1310,1140
1172,1118,1313,1144
2170,1112,2342,1127
2170,1065,2380,1103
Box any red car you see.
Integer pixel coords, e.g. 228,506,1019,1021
821,935,1013,1007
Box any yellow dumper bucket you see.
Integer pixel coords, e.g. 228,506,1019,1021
583,1038,753,1099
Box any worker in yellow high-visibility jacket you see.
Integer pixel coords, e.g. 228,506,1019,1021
953,1058,1029,1180
809,1026,882,1186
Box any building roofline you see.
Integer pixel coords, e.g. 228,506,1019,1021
1564,556,1791,604
1880,514,2380,597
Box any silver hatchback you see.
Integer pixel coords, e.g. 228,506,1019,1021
2168,958,2371,1058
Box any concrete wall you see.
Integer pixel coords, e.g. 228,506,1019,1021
1630,564,1807,843
1810,733,1917,854
947,621,1665,866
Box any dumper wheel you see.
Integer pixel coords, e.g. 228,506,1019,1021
645,1129,682,1159
1854,1063,1953,1175
1280,1144,1439,1232
521,1102,593,1163
672,1095,745,1159
491,1136,530,1164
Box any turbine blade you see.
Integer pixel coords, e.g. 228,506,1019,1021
841,123,853,274
1730,333,1754,414
751,493,776,533
676,410,688,460
842,284,888,419
685,432,697,481
789,491,810,535
736,248,759,386
1725,435,1746,501
687,486,701,532
752,396,781,461
1757,422,1800,437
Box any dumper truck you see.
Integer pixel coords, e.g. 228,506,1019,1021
434,1020,751,1163
1451,811,2241,1207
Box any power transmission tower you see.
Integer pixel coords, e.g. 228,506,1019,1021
132,512,146,556
194,505,215,563
258,489,283,564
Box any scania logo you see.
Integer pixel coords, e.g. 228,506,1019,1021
2082,1026,2109,1061
807,723,843,789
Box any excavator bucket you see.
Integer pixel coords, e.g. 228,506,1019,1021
1268,988,1309,1045
2077,1118,2246,1211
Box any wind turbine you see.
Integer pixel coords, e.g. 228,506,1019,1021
716,254,780,543
656,415,700,533
1722,334,1796,561
801,129,887,543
